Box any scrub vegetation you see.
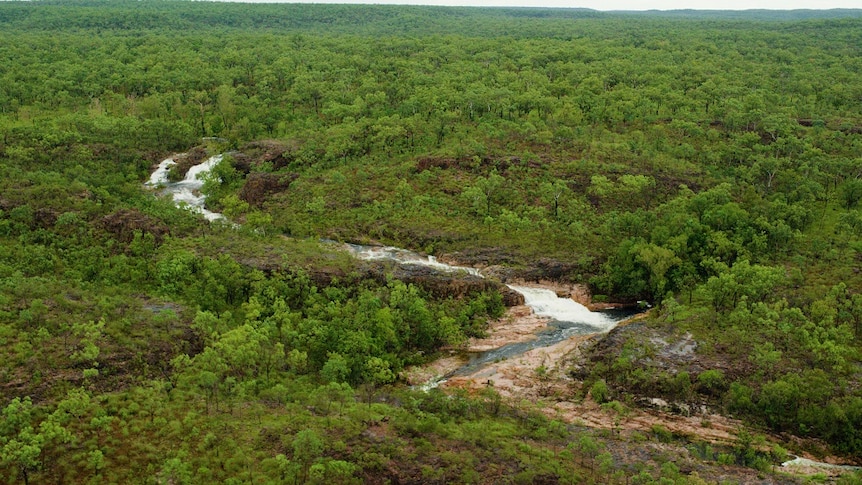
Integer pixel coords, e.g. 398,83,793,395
1,1,862,483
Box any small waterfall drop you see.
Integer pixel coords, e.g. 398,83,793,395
347,243,635,378
508,285,616,331
146,154,226,222
147,158,176,186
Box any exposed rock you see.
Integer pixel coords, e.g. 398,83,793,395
230,253,349,290
99,208,170,244
387,263,524,306
656,332,697,359
499,286,525,307
34,207,59,228
239,139,300,170
306,267,350,289
228,152,256,174
465,304,548,352
522,257,579,281
239,172,299,207
169,146,209,180
443,250,610,297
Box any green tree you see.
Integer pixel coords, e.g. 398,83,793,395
635,242,681,300
293,429,324,483
703,260,784,314
1,397,71,485
462,169,505,218
840,179,862,210
362,356,395,406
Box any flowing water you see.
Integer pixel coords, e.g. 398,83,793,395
146,159,634,380
449,286,632,377
146,154,227,222
345,244,483,277
146,158,862,467
781,456,861,471
346,243,636,380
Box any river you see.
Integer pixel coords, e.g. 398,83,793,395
147,154,635,383
146,154,862,474
343,243,637,383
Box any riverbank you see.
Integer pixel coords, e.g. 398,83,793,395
404,284,860,482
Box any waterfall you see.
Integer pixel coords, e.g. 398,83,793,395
147,158,176,186
347,244,625,331
146,154,226,222
507,285,616,330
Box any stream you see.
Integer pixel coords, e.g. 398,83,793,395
344,244,482,277
146,154,227,222
344,244,637,382
148,155,862,472
146,155,635,384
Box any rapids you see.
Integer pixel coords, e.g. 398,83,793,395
346,243,636,381
146,154,227,222
146,158,634,381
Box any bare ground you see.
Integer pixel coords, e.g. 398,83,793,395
402,284,858,482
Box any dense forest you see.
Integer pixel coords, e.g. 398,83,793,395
2,1,862,483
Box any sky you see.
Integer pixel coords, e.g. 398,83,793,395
227,0,862,11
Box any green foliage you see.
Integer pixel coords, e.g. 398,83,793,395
703,260,784,314
650,425,674,444
840,180,862,210
696,370,726,396
2,2,862,481
590,379,611,404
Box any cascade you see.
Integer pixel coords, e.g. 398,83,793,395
146,154,226,222
146,160,636,385
347,244,632,345
507,285,616,331
345,244,483,277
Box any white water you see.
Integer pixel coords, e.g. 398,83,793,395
508,285,617,330
781,456,861,471
346,244,483,277
146,154,226,222
347,244,625,330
